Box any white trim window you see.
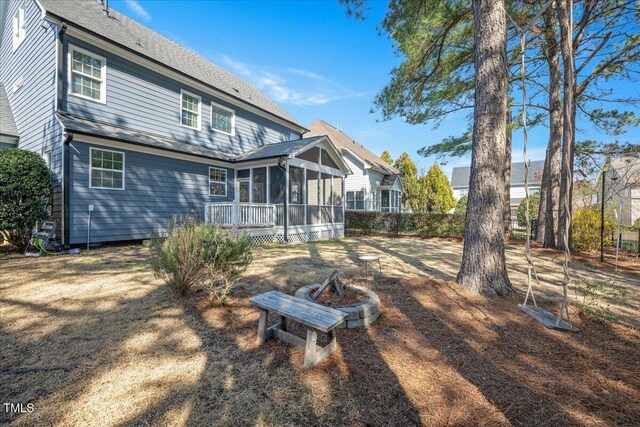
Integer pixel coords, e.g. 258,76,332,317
90,148,125,190
209,167,227,196
12,6,26,52
211,102,235,135
346,190,365,210
69,45,107,103
181,90,201,130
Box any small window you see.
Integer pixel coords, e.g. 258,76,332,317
181,90,201,130
211,103,235,135
209,167,227,196
90,148,124,190
12,6,26,52
69,46,106,103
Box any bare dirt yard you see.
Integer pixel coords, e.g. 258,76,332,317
1,237,639,426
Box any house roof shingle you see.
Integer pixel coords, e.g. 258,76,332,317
451,160,545,188
306,120,398,175
39,0,302,129
380,174,400,188
234,136,326,161
58,113,343,167
0,84,19,138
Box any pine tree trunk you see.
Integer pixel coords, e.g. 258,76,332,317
504,108,512,238
457,0,512,296
557,0,575,252
537,4,562,248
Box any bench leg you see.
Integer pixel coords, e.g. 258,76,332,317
303,329,318,369
280,315,288,332
257,309,268,346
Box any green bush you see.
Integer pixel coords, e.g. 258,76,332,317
572,207,616,250
517,192,540,227
0,149,54,249
345,211,381,234
345,211,464,238
454,196,468,216
417,213,465,238
149,217,252,303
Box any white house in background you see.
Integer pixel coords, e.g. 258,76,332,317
307,120,404,212
451,160,545,217
599,157,640,226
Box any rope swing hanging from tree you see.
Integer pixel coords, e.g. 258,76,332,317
507,0,578,331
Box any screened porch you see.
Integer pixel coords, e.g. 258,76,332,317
204,137,350,242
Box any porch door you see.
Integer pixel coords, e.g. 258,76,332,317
237,180,250,203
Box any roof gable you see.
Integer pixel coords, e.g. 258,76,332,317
0,84,19,138
39,0,302,129
306,120,398,175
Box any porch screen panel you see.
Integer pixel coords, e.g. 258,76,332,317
381,190,390,212
321,149,339,170
321,173,332,223
332,176,343,205
333,176,343,222
269,166,285,204
252,167,266,203
289,166,305,225
297,147,320,163
307,170,320,224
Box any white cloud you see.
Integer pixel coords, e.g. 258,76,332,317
124,0,151,22
221,56,363,107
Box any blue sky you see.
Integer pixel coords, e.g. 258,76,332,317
111,0,640,179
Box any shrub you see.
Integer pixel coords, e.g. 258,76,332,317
382,213,410,236
0,149,53,248
149,217,252,303
517,192,540,227
417,213,464,238
454,196,468,216
572,207,616,250
345,211,381,234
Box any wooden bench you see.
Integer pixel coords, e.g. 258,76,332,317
250,290,348,369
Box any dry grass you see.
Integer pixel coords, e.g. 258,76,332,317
1,238,639,426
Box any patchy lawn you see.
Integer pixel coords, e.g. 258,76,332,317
1,237,639,426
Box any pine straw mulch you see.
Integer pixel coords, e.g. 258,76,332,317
2,248,639,426
186,275,640,426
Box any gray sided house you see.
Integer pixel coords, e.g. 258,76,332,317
306,120,403,212
0,0,351,245
451,160,545,217
598,157,640,227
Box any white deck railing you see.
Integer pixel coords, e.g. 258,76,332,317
204,203,276,227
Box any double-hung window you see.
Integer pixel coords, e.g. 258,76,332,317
69,46,106,103
346,191,365,210
181,90,201,130
209,167,227,196
211,103,235,135
90,148,124,190
12,6,26,52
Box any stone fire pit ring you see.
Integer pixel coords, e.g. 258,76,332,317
295,284,381,329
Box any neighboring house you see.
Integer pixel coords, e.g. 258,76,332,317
0,84,19,148
451,160,545,217
0,0,351,245
598,157,640,226
306,120,403,212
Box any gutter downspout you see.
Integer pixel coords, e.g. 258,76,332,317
56,22,69,244
63,131,73,245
